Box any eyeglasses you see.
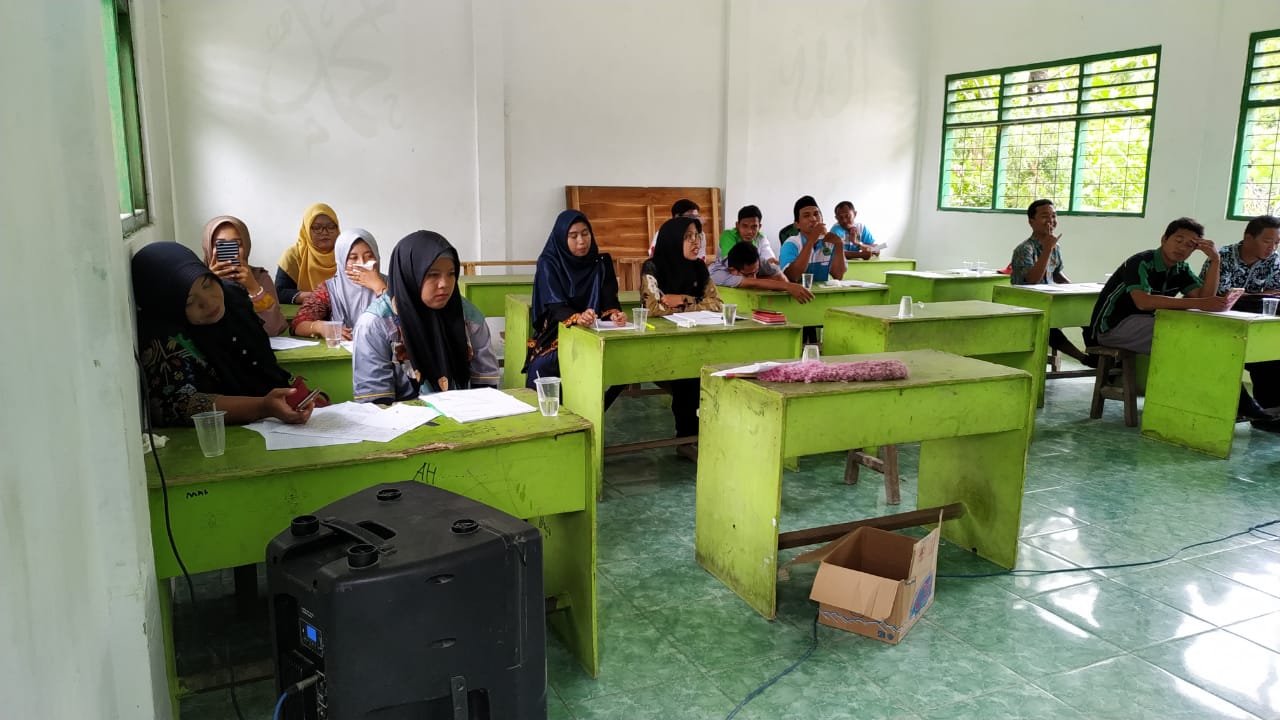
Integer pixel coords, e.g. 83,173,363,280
683,232,705,245
311,224,339,235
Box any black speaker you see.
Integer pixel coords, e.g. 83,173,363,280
267,481,546,719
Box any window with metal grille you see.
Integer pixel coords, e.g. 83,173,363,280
939,47,1160,216
1229,30,1280,220
102,0,149,236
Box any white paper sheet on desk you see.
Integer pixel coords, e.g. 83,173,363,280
1024,282,1104,293
820,279,887,289
269,336,319,351
423,387,537,423
710,360,795,377
1189,309,1280,320
242,418,365,450
594,320,638,331
247,402,441,447
664,311,725,326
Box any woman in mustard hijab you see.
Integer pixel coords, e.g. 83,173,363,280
275,202,340,304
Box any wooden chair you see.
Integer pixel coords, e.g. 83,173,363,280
1087,345,1138,427
844,445,901,505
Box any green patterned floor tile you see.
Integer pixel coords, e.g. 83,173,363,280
916,684,1082,720
1108,561,1280,626
939,599,1124,678
568,678,737,719
1224,611,1280,654
1028,578,1213,651
1189,542,1280,598
1137,630,1280,719
1036,654,1258,719
648,591,814,675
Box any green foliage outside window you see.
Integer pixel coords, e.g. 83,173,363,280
102,0,148,235
940,48,1159,216
1229,31,1280,220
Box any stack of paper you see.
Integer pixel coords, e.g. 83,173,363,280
821,279,887,289
664,310,725,327
244,402,441,450
422,387,538,423
710,361,795,377
594,319,638,331
1025,282,1105,293
269,336,319,351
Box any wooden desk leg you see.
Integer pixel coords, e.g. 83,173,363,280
695,381,785,618
538,506,599,677
844,446,900,505
559,331,608,499
918,429,1028,568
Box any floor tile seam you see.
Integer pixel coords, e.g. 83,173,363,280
1184,553,1280,602
1221,619,1280,656
1022,575,1223,636
1133,639,1270,720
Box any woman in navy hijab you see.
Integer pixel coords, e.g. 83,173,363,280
523,210,625,385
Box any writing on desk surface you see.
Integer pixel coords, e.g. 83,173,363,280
184,489,209,500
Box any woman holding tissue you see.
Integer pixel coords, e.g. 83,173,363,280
201,215,287,336
523,209,626,386
275,202,340,304
133,242,314,427
351,231,499,404
292,228,388,340
638,217,723,460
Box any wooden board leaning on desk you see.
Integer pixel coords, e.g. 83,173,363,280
502,291,642,389
823,300,1046,417
695,350,1032,618
1143,309,1280,458
145,388,600,713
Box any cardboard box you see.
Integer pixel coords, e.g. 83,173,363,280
806,525,939,644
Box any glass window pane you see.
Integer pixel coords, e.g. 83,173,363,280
941,126,998,208
1076,116,1150,213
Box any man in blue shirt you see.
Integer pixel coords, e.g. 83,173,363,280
779,195,846,283
832,201,880,260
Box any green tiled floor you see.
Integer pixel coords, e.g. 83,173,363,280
178,374,1280,719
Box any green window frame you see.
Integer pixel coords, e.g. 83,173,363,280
1228,29,1280,220
102,0,149,236
938,47,1160,216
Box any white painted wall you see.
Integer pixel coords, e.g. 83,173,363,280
724,0,924,259
503,0,728,257
0,2,167,718
161,0,487,264
909,0,1280,280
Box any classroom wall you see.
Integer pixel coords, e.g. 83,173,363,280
908,0,1280,280
724,0,924,258
157,0,928,266
0,2,167,718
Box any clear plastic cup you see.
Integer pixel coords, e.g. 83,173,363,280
898,296,914,318
320,320,343,348
1263,297,1279,316
802,344,821,362
534,376,561,417
722,304,737,325
191,410,227,458
801,273,814,290
633,307,648,333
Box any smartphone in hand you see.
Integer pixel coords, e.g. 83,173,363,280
214,239,240,266
289,387,322,411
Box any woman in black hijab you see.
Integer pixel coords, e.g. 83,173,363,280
523,210,625,385
639,217,725,460
132,242,312,427
351,231,499,402
641,216,724,315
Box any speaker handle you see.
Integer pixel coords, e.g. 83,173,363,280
320,517,389,549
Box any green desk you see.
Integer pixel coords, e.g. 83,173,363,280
281,303,299,323
148,390,599,714
459,274,536,317
992,283,1102,402
1143,310,1280,458
502,292,643,390
822,301,1046,417
558,320,803,496
885,270,1010,303
841,257,917,283
718,283,888,327
695,350,1031,618
274,343,354,403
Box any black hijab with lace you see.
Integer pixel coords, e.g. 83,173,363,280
647,216,709,298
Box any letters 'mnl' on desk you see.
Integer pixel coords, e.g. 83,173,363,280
695,350,1031,619
145,389,599,712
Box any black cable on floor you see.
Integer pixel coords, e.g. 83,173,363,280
724,613,819,720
